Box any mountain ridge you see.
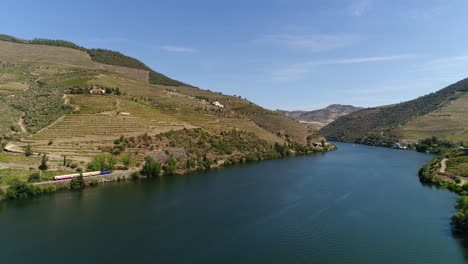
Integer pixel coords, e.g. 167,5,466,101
276,104,362,129
321,78,468,145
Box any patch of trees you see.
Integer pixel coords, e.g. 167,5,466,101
70,174,84,189
415,136,456,154
113,128,328,175
452,194,468,235
11,86,73,133
321,78,468,143
148,71,187,87
0,34,85,50
88,154,117,171
141,156,161,178
5,181,57,200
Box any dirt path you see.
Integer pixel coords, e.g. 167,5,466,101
18,115,27,133
4,142,25,154
63,94,80,111
0,162,33,170
439,158,448,174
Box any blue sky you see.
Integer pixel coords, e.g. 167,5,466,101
2,0,468,110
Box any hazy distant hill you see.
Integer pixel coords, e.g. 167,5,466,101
277,104,362,129
321,79,468,146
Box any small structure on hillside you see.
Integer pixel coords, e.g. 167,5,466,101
89,87,105,94
119,112,130,116
393,142,408,150
212,101,224,108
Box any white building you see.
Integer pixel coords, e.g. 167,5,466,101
212,101,224,108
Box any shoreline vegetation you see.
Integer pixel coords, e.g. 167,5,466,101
0,128,335,202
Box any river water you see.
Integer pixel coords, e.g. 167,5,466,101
0,142,466,263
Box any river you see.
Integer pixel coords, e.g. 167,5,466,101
0,142,466,263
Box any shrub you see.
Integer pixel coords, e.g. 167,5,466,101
163,158,177,176
88,154,117,171
37,184,57,193
6,182,37,200
70,174,84,190
28,172,41,183
141,156,161,178
38,154,48,171
121,154,136,169
131,171,141,181
89,179,98,187
25,144,32,157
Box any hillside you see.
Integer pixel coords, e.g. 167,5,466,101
0,35,329,189
277,104,362,130
321,78,468,145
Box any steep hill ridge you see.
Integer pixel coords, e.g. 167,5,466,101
0,35,325,172
321,78,468,144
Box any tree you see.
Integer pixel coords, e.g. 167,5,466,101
88,154,117,171
163,158,177,176
6,182,36,200
141,156,160,178
70,173,84,190
38,154,48,171
452,196,468,234
0,140,6,153
115,87,121,95
25,144,32,157
121,154,136,169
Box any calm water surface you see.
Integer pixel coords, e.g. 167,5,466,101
0,142,467,263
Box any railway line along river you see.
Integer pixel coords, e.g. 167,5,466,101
0,142,467,263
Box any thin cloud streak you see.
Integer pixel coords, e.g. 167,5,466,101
160,45,198,53
350,0,372,16
270,54,416,81
259,33,355,52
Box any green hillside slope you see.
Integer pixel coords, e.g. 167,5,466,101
0,35,329,188
321,78,468,144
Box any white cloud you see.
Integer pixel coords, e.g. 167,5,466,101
160,45,198,53
259,33,355,52
270,54,416,81
350,0,372,17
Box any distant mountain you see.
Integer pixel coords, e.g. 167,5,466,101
277,104,363,129
321,78,468,146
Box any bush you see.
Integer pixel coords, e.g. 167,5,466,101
163,158,177,176
37,184,57,193
25,144,32,157
141,156,160,178
88,154,117,171
6,182,37,200
28,172,41,183
131,171,141,181
89,179,98,187
453,196,468,235
121,154,136,169
70,174,84,190
38,154,48,171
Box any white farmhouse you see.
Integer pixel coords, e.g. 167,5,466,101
212,101,224,108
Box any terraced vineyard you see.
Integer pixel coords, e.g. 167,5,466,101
401,92,468,143
22,95,192,161
0,36,325,187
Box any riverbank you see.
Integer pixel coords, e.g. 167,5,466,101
0,138,336,201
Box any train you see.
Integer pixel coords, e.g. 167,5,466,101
53,170,112,181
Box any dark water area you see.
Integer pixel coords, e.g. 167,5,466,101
0,142,467,263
